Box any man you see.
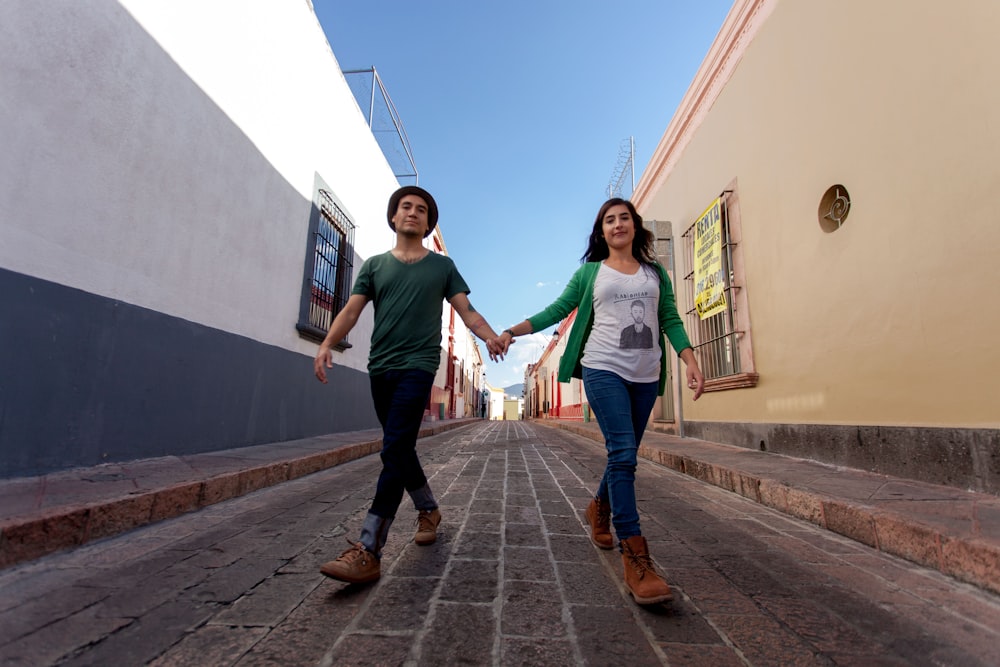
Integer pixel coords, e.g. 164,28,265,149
619,299,654,349
313,185,505,584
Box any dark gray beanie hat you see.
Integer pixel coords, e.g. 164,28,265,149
387,185,439,238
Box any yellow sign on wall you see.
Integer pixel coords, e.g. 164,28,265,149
693,198,727,320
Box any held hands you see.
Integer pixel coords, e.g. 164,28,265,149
486,333,514,362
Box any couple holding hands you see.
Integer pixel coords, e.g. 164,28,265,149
314,185,704,605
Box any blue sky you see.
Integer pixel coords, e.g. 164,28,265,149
314,1,734,389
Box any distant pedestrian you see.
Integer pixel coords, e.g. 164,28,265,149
314,185,505,584
496,198,704,605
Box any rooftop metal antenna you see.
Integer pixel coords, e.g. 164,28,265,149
606,136,634,199
342,67,419,184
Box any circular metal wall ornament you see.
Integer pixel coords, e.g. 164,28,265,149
818,184,851,232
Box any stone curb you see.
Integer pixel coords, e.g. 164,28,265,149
0,420,477,570
538,419,1000,596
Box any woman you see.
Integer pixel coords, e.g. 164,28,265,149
498,198,704,605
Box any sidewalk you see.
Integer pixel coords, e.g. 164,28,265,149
0,419,477,570
539,419,1000,596
1,417,998,596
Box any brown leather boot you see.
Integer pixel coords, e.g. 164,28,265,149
585,497,614,550
620,535,673,604
320,541,381,584
414,508,442,545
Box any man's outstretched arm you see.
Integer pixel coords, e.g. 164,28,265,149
448,292,509,361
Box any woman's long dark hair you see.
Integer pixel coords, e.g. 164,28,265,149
581,198,657,265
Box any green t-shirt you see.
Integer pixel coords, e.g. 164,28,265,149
352,251,470,376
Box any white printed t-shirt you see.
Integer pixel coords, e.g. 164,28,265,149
580,262,661,383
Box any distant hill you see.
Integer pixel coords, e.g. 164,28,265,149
504,383,523,398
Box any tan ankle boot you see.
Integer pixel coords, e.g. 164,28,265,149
414,508,441,545
585,497,614,549
620,535,673,604
320,541,381,584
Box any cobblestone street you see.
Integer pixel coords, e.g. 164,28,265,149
2,421,999,666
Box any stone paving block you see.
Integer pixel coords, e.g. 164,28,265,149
468,512,502,534
503,545,555,582
61,597,216,667
186,557,288,605
199,473,243,507
667,568,759,615
560,485,593,500
548,533,598,564
507,482,534,496
85,494,156,541
820,652,911,666
501,581,565,638
470,497,503,513
95,561,209,619
556,561,621,606
242,578,366,666
940,535,1000,595
760,479,825,525
710,613,821,666
659,643,745,666
440,558,498,603
324,633,414,667
635,596,726,645
146,624,268,667
422,602,495,665
452,531,501,560
440,490,472,505
502,637,577,667
506,505,541,524
0,507,89,567
570,604,664,666
505,523,545,547
357,576,438,631
543,514,585,537
160,522,247,553
505,492,534,507
755,594,888,654
0,604,131,666
537,498,572,516
391,541,453,579
0,584,109,648
874,512,944,569
148,482,202,523
709,552,791,598
757,533,842,566
782,523,871,556
885,590,1000,666
823,500,879,548
212,572,318,627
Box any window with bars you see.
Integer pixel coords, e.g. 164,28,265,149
297,183,356,347
680,186,758,390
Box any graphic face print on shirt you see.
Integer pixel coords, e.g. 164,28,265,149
616,293,655,350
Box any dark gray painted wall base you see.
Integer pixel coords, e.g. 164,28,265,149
0,268,378,478
683,420,1000,496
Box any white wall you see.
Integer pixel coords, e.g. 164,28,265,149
0,0,398,374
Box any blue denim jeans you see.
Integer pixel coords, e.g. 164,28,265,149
583,366,659,541
368,369,435,519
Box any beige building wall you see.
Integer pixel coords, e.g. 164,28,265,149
635,0,1000,492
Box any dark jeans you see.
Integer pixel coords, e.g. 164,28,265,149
583,366,659,540
369,369,435,519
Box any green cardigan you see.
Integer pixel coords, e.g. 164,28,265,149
526,261,692,396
